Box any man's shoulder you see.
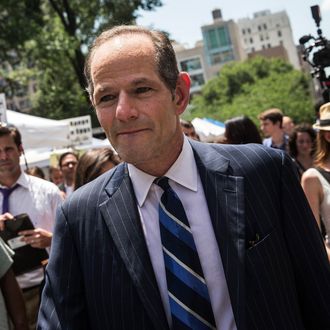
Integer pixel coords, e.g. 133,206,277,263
68,163,125,204
190,140,285,176
195,141,283,160
25,173,60,193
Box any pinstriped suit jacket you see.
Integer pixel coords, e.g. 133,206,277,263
38,141,330,330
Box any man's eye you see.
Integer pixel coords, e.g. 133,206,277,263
136,87,152,94
99,94,115,103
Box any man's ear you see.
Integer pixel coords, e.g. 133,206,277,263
18,144,24,156
174,72,191,115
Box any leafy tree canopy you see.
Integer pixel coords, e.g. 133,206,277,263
189,57,315,126
0,0,162,124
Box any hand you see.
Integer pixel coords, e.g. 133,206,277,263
0,212,14,231
18,228,53,249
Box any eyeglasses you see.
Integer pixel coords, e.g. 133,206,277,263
61,161,78,168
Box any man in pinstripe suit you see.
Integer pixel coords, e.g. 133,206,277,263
38,26,330,329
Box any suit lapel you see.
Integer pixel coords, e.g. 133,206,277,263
99,164,169,330
191,141,246,329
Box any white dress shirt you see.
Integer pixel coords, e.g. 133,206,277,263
0,172,62,288
128,137,237,330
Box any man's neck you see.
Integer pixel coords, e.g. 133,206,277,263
0,171,21,188
64,179,74,187
271,131,285,147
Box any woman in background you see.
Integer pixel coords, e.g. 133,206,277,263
289,124,316,177
25,166,45,179
49,166,63,186
74,147,121,190
224,115,262,144
302,102,330,261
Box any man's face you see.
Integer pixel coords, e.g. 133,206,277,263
60,154,77,183
50,169,63,185
282,117,294,135
90,34,188,174
0,135,22,178
260,119,278,138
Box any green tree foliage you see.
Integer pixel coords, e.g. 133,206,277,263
0,0,162,122
190,57,315,125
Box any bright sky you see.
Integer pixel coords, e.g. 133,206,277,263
137,0,330,48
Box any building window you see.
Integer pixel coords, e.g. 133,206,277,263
204,26,231,50
267,43,271,48
278,30,282,37
279,40,283,46
250,37,253,44
260,35,264,41
262,45,265,50
258,25,261,31
208,29,218,49
210,50,235,65
217,26,231,46
190,73,205,87
247,28,251,34
242,29,245,35
263,23,267,30
180,58,202,72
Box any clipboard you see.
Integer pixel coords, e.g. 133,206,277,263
0,213,49,275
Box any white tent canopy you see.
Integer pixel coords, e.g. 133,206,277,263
22,138,112,169
191,117,225,141
7,110,71,149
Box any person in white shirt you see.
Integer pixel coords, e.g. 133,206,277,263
0,125,62,330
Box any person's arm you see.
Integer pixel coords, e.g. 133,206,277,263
301,171,330,261
1,267,28,330
301,171,323,227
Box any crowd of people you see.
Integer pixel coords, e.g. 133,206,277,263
0,24,329,330
183,105,330,261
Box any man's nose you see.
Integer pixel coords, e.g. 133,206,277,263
115,92,138,121
0,150,8,160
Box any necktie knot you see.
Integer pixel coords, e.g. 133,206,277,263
154,176,170,191
0,184,19,196
0,184,19,213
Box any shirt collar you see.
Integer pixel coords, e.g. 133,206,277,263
128,136,198,207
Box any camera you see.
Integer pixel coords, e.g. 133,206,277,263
299,5,330,102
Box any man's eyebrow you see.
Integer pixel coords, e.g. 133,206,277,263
131,78,154,85
94,85,113,94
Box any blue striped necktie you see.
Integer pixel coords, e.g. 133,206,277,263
155,177,216,329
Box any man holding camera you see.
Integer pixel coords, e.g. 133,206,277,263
0,125,62,329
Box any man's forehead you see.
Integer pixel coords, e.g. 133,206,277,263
0,134,16,145
92,34,154,65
